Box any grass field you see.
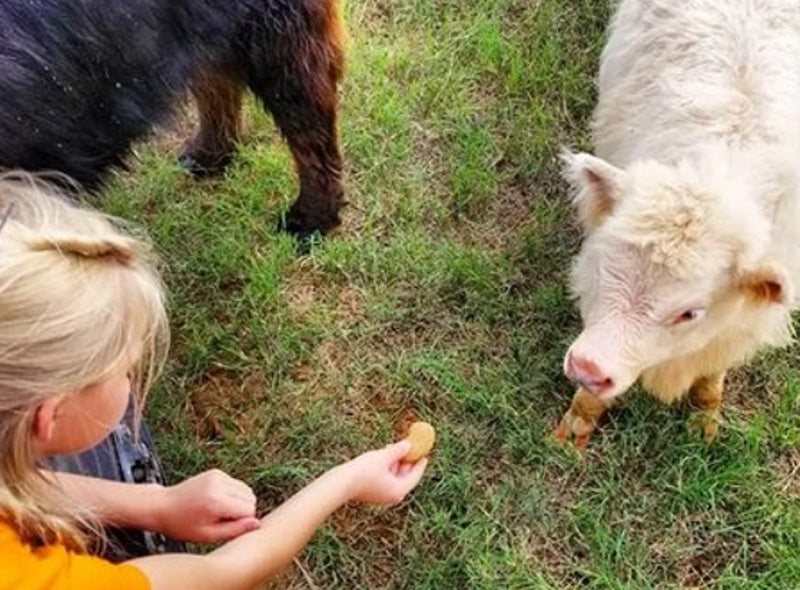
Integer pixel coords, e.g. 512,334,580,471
101,0,800,587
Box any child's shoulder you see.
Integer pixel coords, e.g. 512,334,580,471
0,520,150,590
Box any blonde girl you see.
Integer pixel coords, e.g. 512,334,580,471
0,174,428,590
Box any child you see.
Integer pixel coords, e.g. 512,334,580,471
0,174,428,590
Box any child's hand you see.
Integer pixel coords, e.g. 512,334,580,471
155,469,261,543
342,441,429,506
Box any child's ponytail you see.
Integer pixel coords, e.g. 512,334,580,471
27,233,137,266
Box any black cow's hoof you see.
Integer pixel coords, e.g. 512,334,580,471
277,216,322,254
178,150,233,178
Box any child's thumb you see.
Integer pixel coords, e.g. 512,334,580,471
207,516,261,542
384,439,412,461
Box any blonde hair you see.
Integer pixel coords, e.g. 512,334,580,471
0,172,169,551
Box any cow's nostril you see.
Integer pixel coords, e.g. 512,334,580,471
566,354,615,395
575,357,602,380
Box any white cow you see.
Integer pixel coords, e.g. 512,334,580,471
556,0,800,447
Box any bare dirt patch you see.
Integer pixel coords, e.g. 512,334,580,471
187,370,267,441
283,263,367,325
451,166,570,255
775,452,800,499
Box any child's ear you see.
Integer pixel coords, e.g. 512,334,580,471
32,396,64,446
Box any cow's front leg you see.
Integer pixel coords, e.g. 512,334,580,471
688,372,725,442
554,387,613,449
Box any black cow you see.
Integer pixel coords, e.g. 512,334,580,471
0,0,346,237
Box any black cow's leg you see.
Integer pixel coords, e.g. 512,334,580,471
179,67,244,177
251,0,346,238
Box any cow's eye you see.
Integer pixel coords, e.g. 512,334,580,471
671,308,706,325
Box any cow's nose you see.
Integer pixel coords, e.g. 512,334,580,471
565,353,614,395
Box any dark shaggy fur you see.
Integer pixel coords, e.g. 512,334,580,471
0,0,346,236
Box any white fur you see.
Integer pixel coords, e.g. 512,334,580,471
564,0,800,403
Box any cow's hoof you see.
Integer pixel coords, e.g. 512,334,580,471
688,409,720,443
274,219,320,256
554,408,596,450
279,203,341,250
178,148,233,178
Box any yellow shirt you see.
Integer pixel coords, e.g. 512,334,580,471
0,520,150,590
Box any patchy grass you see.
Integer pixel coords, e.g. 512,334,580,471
97,0,800,587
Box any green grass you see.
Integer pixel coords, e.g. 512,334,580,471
99,0,800,587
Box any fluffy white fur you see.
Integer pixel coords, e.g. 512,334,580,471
564,0,800,405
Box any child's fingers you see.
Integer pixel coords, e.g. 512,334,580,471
216,495,259,520
227,479,258,504
383,439,412,462
398,457,428,493
199,516,261,543
398,461,414,476
224,486,258,510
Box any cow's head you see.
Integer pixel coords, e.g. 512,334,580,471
561,151,792,400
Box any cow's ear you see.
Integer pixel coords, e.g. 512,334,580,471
738,259,793,305
562,151,626,232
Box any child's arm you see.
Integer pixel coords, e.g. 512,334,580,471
130,441,427,590
49,470,260,542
